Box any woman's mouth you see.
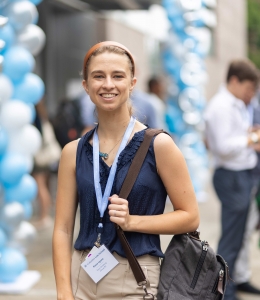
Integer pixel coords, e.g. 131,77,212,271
100,93,117,99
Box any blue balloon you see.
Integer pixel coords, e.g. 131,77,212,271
0,153,28,186
0,227,7,250
3,46,35,83
29,0,42,5
22,201,33,220
0,24,15,53
0,247,27,283
5,174,38,204
27,103,36,123
13,73,45,104
0,128,8,156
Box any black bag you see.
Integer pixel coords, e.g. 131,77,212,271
51,97,84,148
157,231,229,300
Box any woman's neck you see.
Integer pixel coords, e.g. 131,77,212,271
97,111,131,140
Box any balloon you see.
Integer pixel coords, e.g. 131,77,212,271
0,153,28,185
0,127,8,155
0,202,25,231
0,73,13,104
3,46,35,82
0,227,7,249
3,1,38,31
0,100,33,131
29,0,43,5
179,0,202,10
5,174,38,204
8,124,42,156
22,201,33,220
0,23,15,52
16,24,45,56
0,247,27,283
13,73,45,104
8,221,36,253
0,53,3,71
0,184,4,208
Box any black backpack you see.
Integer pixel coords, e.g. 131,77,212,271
51,98,84,148
157,231,229,300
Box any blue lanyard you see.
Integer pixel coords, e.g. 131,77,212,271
93,117,136,230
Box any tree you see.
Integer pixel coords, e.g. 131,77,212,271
248,0,260,68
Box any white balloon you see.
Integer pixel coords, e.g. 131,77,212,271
0,202,25,232
4,1,38,31
0,74,13,104
9,221,37,254
24,155,34,173
16,24,46,56
0,100,32,131
8,124,42,156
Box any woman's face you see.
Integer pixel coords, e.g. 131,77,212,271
83,52,136,112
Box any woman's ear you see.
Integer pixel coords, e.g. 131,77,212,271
130,77,137,92
82,80,89,94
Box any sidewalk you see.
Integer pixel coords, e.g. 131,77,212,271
1,182,259,300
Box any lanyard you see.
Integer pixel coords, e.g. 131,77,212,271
93,117,136,235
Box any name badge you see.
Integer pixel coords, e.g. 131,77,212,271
81,245,119,283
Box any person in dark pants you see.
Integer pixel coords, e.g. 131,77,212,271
204,59,260,300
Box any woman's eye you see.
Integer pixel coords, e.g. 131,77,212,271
114,75,123,78
94,75,103,78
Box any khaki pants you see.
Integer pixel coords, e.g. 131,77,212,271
71,249,160,300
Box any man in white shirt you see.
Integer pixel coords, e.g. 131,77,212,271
204,59,260,300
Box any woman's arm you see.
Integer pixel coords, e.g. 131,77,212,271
108,133,200,234
52,141,78,300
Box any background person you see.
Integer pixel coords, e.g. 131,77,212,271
52,41,200,300
204,59,260,300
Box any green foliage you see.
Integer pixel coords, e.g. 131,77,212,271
248,0,260,68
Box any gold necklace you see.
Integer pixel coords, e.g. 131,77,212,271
99,136,123,160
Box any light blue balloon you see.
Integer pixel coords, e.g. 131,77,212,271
0,24,15,53
5,174,38,204
0,153,28,186
27,103,36,123
22,201,33,220
3,46,35,83
0,247,27,283
29,0,42,5
0,128,8,156
0,227,7,250
13,73,44,104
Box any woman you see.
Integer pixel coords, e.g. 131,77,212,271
52,41,200,300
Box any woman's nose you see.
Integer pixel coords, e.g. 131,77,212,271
102,76,115,89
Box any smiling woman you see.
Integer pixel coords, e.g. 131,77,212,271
52,41,200,300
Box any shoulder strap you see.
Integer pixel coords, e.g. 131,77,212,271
116,128,164,287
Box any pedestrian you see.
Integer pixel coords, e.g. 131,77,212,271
52,41,200,300
204,59,260,300
147,76,168,130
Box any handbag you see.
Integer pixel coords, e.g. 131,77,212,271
117,129,229,300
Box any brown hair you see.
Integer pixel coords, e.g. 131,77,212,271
226,59,259,84
83,41,135,80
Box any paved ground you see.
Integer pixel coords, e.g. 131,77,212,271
1,178,259,300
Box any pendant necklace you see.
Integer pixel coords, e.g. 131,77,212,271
99,136,124,160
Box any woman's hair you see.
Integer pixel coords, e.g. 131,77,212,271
83,42,136,116
226,59,259,84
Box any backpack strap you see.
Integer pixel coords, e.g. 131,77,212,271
116,128,164,297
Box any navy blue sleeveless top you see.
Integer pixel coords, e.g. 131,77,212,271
74,128,167,258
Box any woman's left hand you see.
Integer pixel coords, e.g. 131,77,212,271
108,194,131,231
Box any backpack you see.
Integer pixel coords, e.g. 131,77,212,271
157,231,229,300
51,98,84,148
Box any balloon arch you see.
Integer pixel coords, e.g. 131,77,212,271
0,0,45,288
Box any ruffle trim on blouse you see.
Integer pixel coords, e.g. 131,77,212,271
83,128,146,176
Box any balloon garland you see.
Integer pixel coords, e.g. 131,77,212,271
0,0,45,284
162,0,217,202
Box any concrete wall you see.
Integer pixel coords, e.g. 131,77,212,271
205,0,247,100
98,17,151,91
